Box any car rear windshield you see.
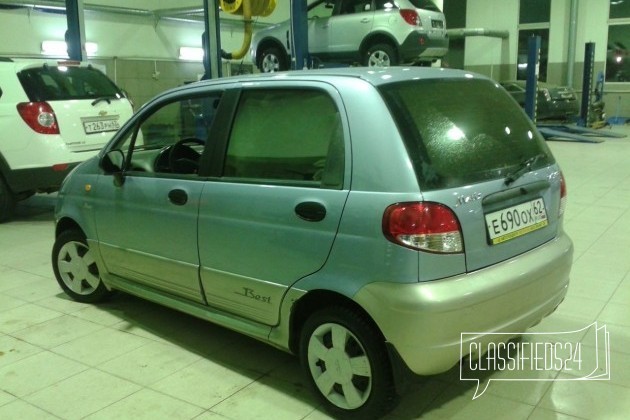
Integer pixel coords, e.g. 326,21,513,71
407,0,441,12
379,78,554,191
17,65,122,101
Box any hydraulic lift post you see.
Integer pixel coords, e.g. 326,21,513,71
202,0,223,79
65,0,86,61
290,0,309,70
524,35,541,122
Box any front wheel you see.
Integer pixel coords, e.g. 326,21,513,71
363,43,398,68
52,230,112,303
300,306,396,419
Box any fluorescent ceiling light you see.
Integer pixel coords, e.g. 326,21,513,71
179,47,204,61
41,40,98,57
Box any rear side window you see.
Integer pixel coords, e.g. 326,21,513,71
379,78,554,191
407,0,441,12
225,88,344,189
17,66,122,102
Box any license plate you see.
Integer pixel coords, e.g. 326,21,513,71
431,19,444,28
485,198,548,244
82,118,120,134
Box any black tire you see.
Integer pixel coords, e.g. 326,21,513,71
52,229,112,303
0,176,16,223
258,46,289,73
363,43,398,68
299,306,397,419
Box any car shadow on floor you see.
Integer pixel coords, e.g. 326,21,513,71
59,289,484,419
12,193,57,222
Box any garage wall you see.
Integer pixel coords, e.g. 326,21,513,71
463,0,628,119
0,2,277,107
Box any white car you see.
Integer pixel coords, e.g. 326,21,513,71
0,58,133,221
251,0,449,72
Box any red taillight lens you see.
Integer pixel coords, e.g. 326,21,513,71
383,202,463,253
16,102,60,134
559,172,567,217
400,9,420,26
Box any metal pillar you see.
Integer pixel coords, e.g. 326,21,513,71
578,42,595,127
202,0,222,79
65,0,86,61
290,0,308,70
524,36,541,122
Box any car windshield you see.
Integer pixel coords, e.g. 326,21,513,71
378,78,554,191
407,0,441,12
17,65,123,102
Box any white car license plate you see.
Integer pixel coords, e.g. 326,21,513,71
83,118,120,134
485,198,548,244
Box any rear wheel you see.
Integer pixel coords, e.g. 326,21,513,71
364,43,398,68
300,306,396,419
52,230,112,303
0,176,16,223
258,46,289,73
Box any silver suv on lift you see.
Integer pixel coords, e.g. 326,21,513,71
251,0,448,72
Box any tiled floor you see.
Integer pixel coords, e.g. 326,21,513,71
1,124,629,419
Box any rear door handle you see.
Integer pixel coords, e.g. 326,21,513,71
168,189,188,206
360,18,371,23
295,201,326,222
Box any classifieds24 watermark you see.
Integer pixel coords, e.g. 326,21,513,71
460,322,610,399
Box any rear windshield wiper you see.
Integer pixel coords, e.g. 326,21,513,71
504,153,546,186
91,95,120,106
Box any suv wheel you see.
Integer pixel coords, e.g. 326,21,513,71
364,43,397,68
52,229,112,303
0,176,16,222
259,46,289,73
300,306,396,419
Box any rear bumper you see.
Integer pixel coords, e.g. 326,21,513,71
353,232,573,375
399,32,449,63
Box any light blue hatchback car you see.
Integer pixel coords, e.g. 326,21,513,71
52,67,573,418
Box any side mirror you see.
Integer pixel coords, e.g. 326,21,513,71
100,149,126,186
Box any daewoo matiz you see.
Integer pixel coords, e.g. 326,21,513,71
52,67,573,418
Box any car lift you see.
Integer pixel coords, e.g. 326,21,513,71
524,38,626,143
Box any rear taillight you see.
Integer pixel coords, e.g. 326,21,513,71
400,9,420,26
383,202,463,253
559,172,567,217
16,102,60,134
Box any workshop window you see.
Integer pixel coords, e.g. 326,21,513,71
606,1,630,82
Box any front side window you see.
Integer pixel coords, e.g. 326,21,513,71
380,79,554,191
224,88,344,189
113,93,221,176
308,0,334,18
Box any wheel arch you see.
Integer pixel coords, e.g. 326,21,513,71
255,37,289,66
288,289,385,355
55,216,85,238
359,32,400,58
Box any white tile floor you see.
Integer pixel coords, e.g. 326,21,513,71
1,125,629,419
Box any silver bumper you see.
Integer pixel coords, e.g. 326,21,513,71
354,232,573,375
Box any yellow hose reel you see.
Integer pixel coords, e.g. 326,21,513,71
219,0,276,17
218,0,277,60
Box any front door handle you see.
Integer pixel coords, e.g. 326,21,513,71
168,189,188,206
295,201,326,222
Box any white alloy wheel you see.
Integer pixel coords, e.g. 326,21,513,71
307,322,372,409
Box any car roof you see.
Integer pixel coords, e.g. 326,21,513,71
0,58,93,72
195,66,491,88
